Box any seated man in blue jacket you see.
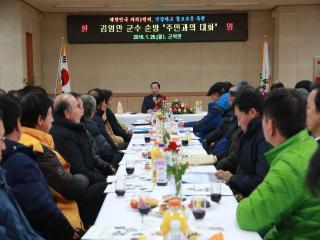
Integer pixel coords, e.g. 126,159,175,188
203,81,249,155
180,82,231,141
0,95,80,240
216,88,271,197
0,109,43,240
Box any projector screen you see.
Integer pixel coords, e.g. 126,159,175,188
67,12,248,43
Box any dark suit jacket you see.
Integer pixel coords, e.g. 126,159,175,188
141,94,162,113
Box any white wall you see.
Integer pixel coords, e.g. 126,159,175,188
0,0,24,91
0,0,41,91
274,5,320,87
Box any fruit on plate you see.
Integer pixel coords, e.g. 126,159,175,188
145,198,159,208
138,235,148,240
187,232,201,240
209,233,224,240
130,235,148,240
188,200,211,209
162,195,174,203
162,195,186,203
202,200,211,208
130,199,138,209
159,203,168,213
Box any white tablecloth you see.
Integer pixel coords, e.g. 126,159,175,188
83,132,261,240
116,112,207,128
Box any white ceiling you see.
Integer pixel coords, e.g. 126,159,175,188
22,0,320,13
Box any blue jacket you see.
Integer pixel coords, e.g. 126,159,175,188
205,107,237,144
185,93,230,138
0,167,43,240
207,108,238,157
228,117,271,197
2,140,74,239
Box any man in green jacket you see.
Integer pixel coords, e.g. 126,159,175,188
236,89,320,239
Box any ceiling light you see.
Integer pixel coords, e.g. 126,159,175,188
107,3,154,8
213,1,262,6
55,4,106,8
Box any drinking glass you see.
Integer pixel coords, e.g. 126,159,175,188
179,120,185,128
210,183,222,203
115,178,126,197
192,197,206,220
137,193,151,225
126,161,135,175
144,134,151,143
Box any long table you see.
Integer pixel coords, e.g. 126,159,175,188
82,131,261,240
116,112,207,129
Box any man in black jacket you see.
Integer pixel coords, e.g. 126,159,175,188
50,94,112,226
51,94,113,184
81,94,122,168
141,82,162,113
216,88,271,197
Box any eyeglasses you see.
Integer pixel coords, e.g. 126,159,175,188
229,91,237,97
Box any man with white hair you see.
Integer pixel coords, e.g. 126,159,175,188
51,93,114,182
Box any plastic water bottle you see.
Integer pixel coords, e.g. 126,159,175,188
151,145,162,183
117,101,123,114
199,100,203,112
156,158,167,186
195,100,200,113
166,221,186,240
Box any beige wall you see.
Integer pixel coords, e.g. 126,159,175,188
108,93,211,113
0,0,42,91
0,0,24,91
273,5,320,87
41,11,274,94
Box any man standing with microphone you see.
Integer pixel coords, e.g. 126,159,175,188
141,82,162,113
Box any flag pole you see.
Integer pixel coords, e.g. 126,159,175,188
54,37,64,97
260,33,271,91
262,34,267,83
64,38,71,93
264,34,272,89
